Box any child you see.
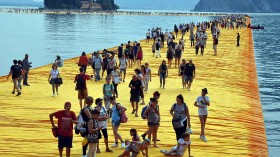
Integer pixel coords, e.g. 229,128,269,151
160,133,192,157
152,42,156,57
119,129,149,157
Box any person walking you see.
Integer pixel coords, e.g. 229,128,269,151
80,96,95,157
87,109,102,157
170,94,191,141
190,32,195,47
213,36,218,56
110,66,121,98
129,75,142,117
155,39,161,58
179,59,187,89
144,63,151,93
94,98,113,153
103,76,115,109
184,59,196,91
93,52,103,81
17,60,24,90
166,46,174,68
54,55,64,67
136,44,143,67
74,67,92,110
7,60,22,96
78,52,89,73
48,64,60,96
22,54,32,86
134,69,145,105
194,88,210,142
158,60,168,89
119,55,128,82
237,33,240,47
143,98,160,148
110,96,126,148
49,102,78,157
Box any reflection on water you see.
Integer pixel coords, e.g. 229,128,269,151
252,15,280,157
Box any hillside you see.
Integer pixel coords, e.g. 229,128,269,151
114,0,199,11
193,0,280,13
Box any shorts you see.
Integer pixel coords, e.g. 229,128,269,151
58,135,73,149
98,128,108,139
185,76,193,83
120,68,126,74
146,36,150,39
148,122,159,126
152,50,155,53
78,89,88,100
50,78,58,85
112,119,121,127
171,147,183,156
130,92,140,102
137,57,142,60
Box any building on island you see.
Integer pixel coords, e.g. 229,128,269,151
79,1,102,10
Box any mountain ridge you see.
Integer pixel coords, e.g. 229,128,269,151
193,0,280,13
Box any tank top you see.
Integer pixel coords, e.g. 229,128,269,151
111,104,120,121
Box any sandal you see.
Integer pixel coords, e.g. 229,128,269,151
106,148,113,152
135,113,139,117
96,149,101,153
131,110,136,114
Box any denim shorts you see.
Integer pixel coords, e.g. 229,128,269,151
185,76,193,83
112,119,121,127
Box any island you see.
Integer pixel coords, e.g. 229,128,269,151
44,0,119,10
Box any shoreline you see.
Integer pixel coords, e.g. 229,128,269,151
0,18,268,156
0,7,245,16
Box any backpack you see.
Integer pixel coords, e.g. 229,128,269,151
141,105,148,119
76,74,86,90
116,103,128,123
13,65,21,78
75,108,88,137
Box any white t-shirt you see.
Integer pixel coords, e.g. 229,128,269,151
196,96,210,115
119,58,127,69
172,139,191,156
50,69,59,79
146,31,150,37
108,58,117,69
97,106,107,129
94,57,102,69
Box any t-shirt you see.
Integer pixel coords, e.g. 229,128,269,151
184,64,195,76
93,57,102,69
74,74,91,89
196,96,210,115
108,58,117,69
146,32,150,36
104,83,114,97
79,56,89,66
172,139,191,156
129,79,142,94
97,106,107,129
156,42,161,50
53,110,77,137
119,58,128,69
10,65,22,79
50,69,59,79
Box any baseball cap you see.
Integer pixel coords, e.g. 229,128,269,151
202,88,208,94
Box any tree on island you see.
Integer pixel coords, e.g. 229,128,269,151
44,0,119,10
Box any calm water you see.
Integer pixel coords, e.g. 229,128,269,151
0,12,215,76
251,15,280,156
0,10,279,156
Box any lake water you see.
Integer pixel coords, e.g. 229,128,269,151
0,9,279,156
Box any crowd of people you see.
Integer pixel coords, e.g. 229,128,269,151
6,14,247,157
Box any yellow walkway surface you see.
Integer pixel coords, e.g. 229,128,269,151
0,19,268,157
